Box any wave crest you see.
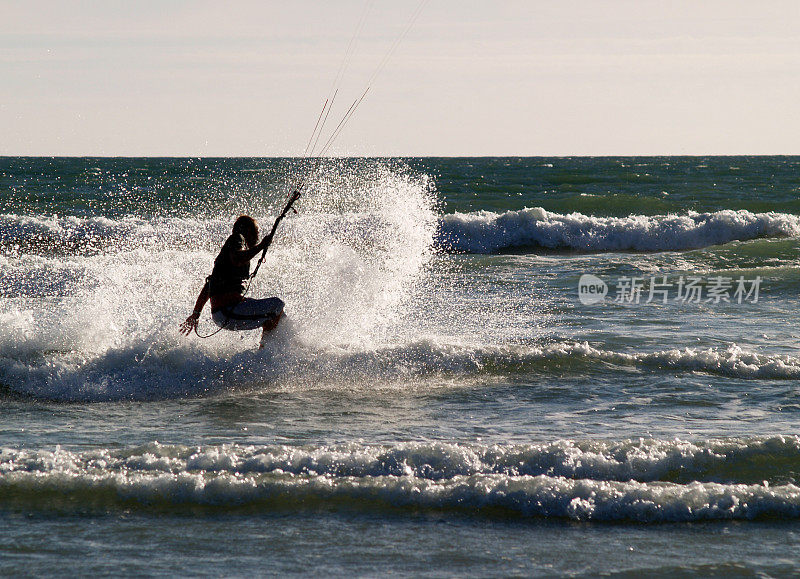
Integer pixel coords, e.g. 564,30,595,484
436,208,800,253
3,438,800,521
2,340,798,402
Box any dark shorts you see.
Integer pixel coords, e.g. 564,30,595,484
212,297,285,331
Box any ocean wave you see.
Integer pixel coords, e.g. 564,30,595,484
2,339,798,402
0,213,234,257
3,438,800,521
302,340,800,381
436,208,800,253
8,206,800,260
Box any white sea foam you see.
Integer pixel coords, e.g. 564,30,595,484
0,213,219,257
3,439,800,521
2,334,798,401
0,165,439,399
4,437,797,483
436,208,800,253
8,206,799,259
553,341,800,380
3,166,799,402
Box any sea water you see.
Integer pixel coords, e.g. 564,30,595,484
1,156,800,576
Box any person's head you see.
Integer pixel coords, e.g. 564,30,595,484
233,215,259,247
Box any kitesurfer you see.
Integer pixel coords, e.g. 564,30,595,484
180,215,284,347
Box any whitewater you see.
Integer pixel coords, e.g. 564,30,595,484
2,156,800,576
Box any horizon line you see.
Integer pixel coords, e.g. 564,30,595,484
2,153,800,159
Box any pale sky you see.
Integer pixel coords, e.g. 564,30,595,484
2,0,800,156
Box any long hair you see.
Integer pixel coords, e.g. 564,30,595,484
232,215,257,236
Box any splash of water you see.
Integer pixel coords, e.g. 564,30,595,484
0,161,439,400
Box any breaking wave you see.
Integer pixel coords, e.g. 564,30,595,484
0,164,445,401
8,207,800,261
2,339,798,402
436,208,800,253
3,438,800,521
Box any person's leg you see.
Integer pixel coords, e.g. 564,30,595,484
259,312,284,348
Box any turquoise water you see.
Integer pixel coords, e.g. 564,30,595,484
2,157,800,575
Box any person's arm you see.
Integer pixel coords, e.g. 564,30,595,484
179,280,210,335
230,234,273,266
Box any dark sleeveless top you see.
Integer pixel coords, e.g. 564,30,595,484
208,233,250,297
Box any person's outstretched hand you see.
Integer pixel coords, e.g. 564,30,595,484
257,233,274,252
179,312,199,336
